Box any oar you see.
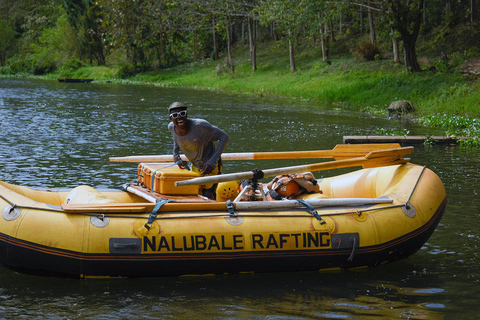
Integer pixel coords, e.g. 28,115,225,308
108,143,402,162
61,197,393,213
176,147,413,187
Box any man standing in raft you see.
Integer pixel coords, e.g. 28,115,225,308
167,101,229,199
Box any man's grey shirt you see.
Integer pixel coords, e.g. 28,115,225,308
168,118,229,168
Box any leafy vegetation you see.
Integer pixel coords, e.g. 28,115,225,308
375,127,410,136
0,0,479,144
420,114,480,146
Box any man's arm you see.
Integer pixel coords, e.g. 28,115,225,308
169,122,189,169
204,127,229,171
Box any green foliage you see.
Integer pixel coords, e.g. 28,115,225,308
465,46,479,59
57,57,85,77
117,61,137,79
374,127,410,136
1,55,33,74
353,42,381,61
434,60,448,72
28,13,74,74
420,114,480,146
0,19,16,66
423,135,436,145
1,0,479,147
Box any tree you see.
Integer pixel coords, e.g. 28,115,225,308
247,0,259,71
316,2,342,63
0,19,16,66
368,0,377,44
261,0,308,71
386,0,423,72
248,15,257,70
63,0,106,65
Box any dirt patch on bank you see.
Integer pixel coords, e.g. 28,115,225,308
462,58,480,79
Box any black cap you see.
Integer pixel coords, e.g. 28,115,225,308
168,102,187,113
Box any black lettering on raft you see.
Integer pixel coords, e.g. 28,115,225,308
143,234,245,253
250,232,331,250
142,232,330,253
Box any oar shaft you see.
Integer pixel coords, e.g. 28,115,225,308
175,156,366,186
109,152,335,163
109,144,402,162
175,147,414,187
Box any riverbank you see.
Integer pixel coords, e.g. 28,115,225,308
6,41,480,145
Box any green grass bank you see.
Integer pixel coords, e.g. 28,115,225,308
27,40,480,145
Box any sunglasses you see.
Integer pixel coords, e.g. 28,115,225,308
170,110,187,119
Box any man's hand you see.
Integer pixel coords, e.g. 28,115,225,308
201,163,214,175
177,160,189,170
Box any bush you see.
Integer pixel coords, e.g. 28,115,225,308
353,42,381,61
4,55,33,74
57,58,85,76
465,46,479,59
117,62,137,79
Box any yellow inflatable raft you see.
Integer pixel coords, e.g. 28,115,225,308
0,160,446,278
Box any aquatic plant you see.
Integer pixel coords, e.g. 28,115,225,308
420,114,480,146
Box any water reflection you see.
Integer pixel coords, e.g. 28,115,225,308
0,78,479,318
0,263,451,319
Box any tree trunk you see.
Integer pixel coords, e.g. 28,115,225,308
248,16,257,71
368,1,376,44
471,0,474,23
193,29,197,61
212,16,218,61
392,29,400,63
403,39,420,72
271,21,279,41
226,17,234,73
423,0,426,23
339,13,343,33
288,31,296,71
318,12,329,62
329,21,336,42
359,5,363,27
159,30,165,67
388,0,423,72
242,20,245,44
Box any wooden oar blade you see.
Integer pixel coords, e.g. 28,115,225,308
364,146,414,159
331,143,401,160
362,157,410,168
359,147,413,168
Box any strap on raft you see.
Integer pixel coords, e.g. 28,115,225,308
296,199,326,225
226,200,236,216
144,199,172,230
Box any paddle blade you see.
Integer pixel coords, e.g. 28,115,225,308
331,143,402,160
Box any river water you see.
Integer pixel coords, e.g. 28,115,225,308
0,78,479,319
